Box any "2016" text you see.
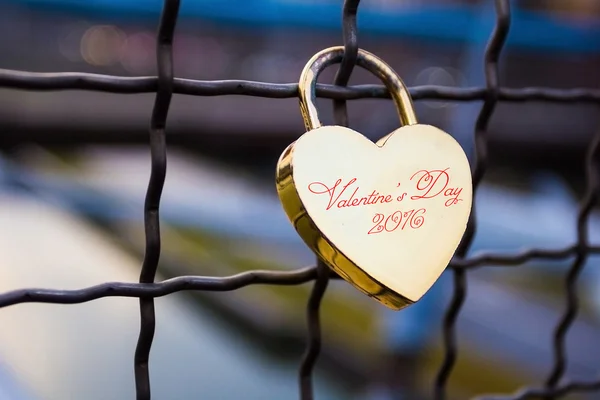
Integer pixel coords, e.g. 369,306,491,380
367,208,426,235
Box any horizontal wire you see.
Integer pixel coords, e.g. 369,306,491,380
451,244,600,269
0,243,599,308
1,70,600,102
0,266,319,308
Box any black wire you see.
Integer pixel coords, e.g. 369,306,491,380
134,1,180,399
298,261,331,400
331,0,360,126
544,127,600,389
0,267,320,308
435,1,511,398
1,71,599,103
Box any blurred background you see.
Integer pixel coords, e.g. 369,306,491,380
1,0,600,399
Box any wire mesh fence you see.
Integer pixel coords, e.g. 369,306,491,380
1,0,600,399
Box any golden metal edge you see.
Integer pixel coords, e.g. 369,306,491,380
275,138,414,311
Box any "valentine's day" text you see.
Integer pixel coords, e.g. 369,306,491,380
306,168,463,234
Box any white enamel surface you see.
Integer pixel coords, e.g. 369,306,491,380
293,124,472,301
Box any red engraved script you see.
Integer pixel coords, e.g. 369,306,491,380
308,178,394,210
410,168,463,207
306,167,463,235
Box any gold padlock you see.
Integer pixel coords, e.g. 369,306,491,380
276,46,472,310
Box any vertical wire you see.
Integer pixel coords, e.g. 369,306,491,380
434,1,511,398
299,260,331,400
133,1,180,399
298,1,360,398
545,129,600,388
332,0,360,126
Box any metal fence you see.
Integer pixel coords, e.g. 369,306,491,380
1,0,600,399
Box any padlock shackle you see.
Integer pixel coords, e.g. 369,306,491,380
299,46,418,131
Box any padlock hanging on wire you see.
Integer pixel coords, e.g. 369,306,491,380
276,46,473,310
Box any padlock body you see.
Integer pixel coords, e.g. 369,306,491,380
276,124,472,310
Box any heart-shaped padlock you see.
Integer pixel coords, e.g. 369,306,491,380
276,46,472,310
